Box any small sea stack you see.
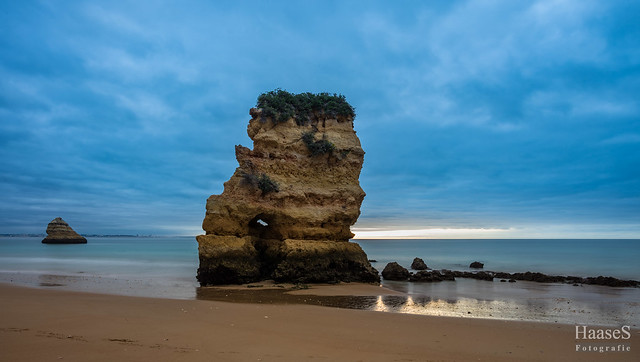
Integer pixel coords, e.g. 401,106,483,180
411,257,428,270
42,217,87,244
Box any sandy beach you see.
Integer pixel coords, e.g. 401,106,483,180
1,283,638,361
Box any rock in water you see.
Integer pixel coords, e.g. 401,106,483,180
381,262,410,281
411,257,428,270
469,261,484,269
196,91,379,285
42,217,87,244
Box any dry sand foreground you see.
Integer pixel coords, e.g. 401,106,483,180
1,283,637,361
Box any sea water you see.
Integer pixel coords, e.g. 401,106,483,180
1,237,638,326
0,237,199,299
358,239,640,280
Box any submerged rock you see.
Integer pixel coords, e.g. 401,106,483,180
196,91,379,285
410,257,428,270
42,217,87,244
381,262,410,281
451,270,494,281
409,270,455,282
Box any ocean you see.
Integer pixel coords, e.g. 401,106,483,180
1,237,638,326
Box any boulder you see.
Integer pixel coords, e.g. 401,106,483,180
410,257,428,270
42,217,87,244
196,91,379,285
469,261,484,269
381,262,410,281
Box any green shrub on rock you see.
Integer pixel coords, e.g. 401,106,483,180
242,172,279,195
301,131,336,156
256,89,355,125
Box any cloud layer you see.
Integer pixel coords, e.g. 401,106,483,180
1,1,638,237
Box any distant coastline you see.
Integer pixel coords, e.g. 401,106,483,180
0,234,155,238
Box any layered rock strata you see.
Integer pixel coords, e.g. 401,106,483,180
197,92,379,285
42,217,87,244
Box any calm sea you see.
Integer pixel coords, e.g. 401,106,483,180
1,237,638,326
358,239,640,281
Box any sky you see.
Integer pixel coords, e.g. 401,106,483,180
1,0,639,238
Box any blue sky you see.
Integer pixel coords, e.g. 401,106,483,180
1,0,638,238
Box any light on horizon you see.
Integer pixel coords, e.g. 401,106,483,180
352,227,512,239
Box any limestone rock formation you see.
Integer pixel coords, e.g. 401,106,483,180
42,217,87,244
196,91,379,285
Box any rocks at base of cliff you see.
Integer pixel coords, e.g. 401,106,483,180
410,257,428,270
271,239,380,283
197,235,379,285
469,261,484,269
42,217,87,244
381,262,410,281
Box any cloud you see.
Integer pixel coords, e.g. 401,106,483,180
1,0,639,237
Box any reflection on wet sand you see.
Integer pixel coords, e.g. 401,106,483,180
196,285,639,327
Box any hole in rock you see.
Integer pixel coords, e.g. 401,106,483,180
248,215,278,239
248,214,283,279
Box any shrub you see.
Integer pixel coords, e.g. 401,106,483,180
242,172,279,195
256,89,355,125
301,131,336,156
257,173,279,194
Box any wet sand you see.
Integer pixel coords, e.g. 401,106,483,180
1,283,638,361
2,270,638,327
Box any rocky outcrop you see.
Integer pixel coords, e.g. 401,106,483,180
381,262,410,281
42,217,87,244
409,270,455,282
196,91,379,285
452,270,494,281
411,257,428,270
469,261,484,269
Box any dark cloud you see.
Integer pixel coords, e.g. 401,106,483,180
1,1,638,237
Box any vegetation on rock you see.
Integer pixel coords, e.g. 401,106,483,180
242,172,280,195
256,89,355,125
301,131,336,156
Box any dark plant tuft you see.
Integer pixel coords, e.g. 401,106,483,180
256,89,355,125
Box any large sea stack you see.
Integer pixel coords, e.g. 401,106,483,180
196,90,379,285
42,217,87,244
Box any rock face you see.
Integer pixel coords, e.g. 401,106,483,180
381,262,410,281
42,217,87,244
411,257,428,270
196,91,379,285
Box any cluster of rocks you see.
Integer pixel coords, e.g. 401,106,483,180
196,94,379,285
380,258,639,288
492,272,639,288
41,217,87,244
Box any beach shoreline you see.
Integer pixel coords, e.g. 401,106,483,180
1,237,638,328
1,282,639,361
2,268,639,328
